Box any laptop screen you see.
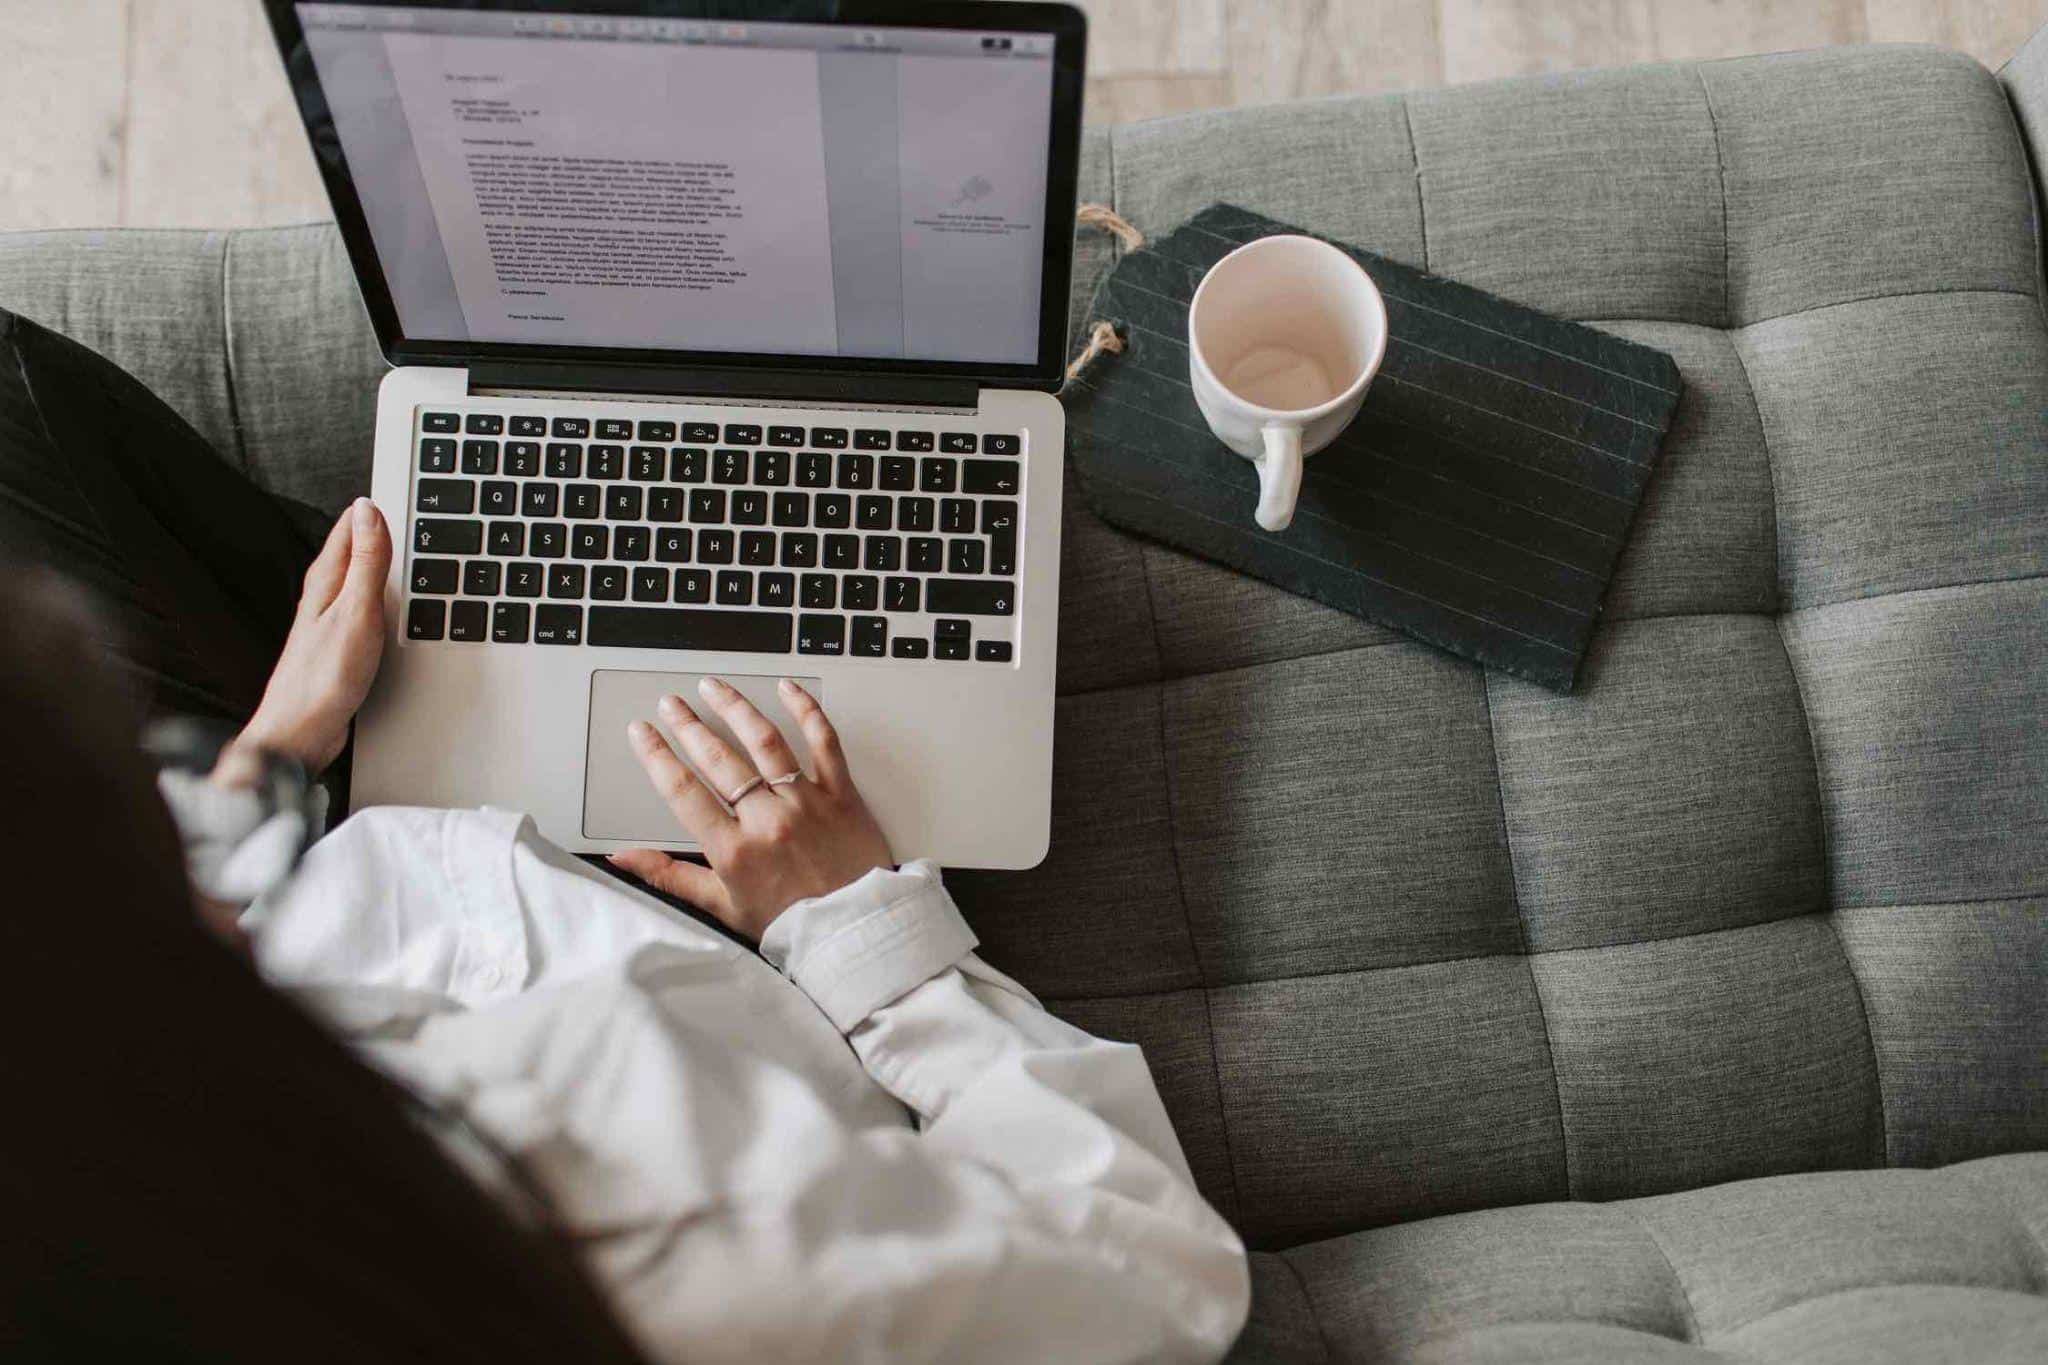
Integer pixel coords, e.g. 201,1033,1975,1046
292,4,1065,368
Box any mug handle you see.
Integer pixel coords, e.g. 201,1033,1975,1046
1254,425,1303,532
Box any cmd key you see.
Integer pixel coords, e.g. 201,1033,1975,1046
534,605,584,645
797,614,846,655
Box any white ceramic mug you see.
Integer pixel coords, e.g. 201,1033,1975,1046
1187,235,1388,531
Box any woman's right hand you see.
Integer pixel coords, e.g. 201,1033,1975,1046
606,676,895,941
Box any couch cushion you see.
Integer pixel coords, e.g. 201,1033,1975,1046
1231,1155,2048,1363
0,224,384,513
977,41,2048,1265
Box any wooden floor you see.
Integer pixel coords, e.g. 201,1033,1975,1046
5,0,2048,231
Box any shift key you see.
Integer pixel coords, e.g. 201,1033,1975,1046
924,578,1015,616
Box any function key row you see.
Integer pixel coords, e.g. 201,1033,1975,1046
422,413,1015,455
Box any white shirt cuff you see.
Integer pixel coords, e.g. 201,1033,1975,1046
758,859,977,1033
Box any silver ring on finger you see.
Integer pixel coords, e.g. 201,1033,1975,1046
767,771,803,788
722,775,766,805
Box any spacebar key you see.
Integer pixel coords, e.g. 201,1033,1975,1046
587,606,793,653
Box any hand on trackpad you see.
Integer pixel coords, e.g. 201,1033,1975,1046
583,670,822,844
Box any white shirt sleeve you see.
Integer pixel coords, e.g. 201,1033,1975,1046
625,860,1250,1365
239,806,719,1007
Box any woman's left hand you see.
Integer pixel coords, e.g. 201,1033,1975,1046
233,497,392,774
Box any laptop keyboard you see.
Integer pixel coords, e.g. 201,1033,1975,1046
402,408,1024,663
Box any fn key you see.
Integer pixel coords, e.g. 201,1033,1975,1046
406,599,445,640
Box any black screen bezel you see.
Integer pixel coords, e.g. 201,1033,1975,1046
262,0,1087,390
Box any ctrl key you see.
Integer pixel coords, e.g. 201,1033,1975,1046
448,600,488,642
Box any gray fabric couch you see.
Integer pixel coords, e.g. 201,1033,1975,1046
6,32,2047,1365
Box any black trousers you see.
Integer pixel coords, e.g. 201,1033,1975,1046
0,307,715,909
0,308,330,727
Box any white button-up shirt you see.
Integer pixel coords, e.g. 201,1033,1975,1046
231,806,1249,1364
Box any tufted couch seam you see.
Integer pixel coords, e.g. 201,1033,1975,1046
1695,65,1734,330
1616,1205,1709,1345
1275,1248,1339,1365
1481,672,1574,1198
1700,55,1786,620
1139,524,1248,1224
1952,1161,2048,1291
1535,281,2038,332
1105,121,1123,268
1735,283,2035,330
1051,575,2047,705
1785,570,2048,623
1041,903,1859,1004
1777,607,1894,1164
1399,93,1429,275
1722,1280,2048,1344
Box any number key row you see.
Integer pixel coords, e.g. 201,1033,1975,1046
420,441,1021,492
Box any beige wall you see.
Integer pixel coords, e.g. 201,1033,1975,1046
4,0,2046,232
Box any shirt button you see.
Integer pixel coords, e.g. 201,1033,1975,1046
477,965,502,989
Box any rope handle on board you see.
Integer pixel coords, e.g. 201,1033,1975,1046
1064,319,1126,382
1064,204,1145,381
1076,202,1145,251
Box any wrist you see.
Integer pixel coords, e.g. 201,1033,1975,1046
231,713,340,775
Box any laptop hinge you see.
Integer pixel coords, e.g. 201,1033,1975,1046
466,360,981,410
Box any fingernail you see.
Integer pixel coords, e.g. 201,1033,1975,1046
699,676,733,697
778,677,798,694
351,496,376,533
627,719,652,742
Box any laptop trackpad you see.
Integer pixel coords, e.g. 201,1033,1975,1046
583,669,823,844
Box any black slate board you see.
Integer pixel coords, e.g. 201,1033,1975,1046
1065,204,1683,692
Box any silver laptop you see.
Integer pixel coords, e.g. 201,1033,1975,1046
269,2,1086,868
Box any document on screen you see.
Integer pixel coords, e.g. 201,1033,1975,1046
382,32,841,353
